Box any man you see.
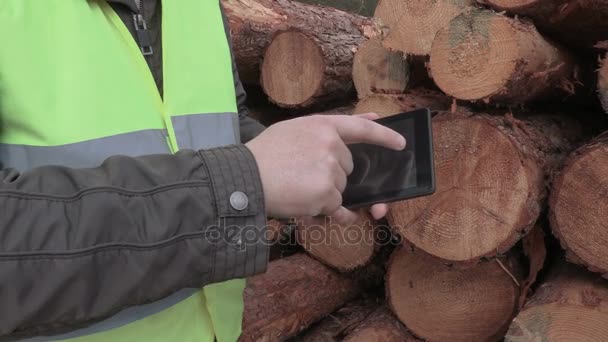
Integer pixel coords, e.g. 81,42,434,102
0,0,405,341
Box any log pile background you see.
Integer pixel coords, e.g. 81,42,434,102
223,0,608,340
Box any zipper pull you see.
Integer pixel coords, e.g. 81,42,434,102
132,13,154,56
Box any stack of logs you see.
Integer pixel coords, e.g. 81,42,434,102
223,0,608,340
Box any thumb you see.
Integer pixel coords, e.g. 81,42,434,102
354,112,381,121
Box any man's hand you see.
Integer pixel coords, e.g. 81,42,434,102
245,113,405,224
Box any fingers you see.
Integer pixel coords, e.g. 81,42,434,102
334,139,354,176
370,203,390,220
328,206,360,226
326,115,406,151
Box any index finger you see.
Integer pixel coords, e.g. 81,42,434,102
326,115,406,150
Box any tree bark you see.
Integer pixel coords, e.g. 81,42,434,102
429,9,581,104
240,251,387,341
600,53,608,114
388,111,583,263
549,132,608,277
224,0,377,87
386,246,523,342
353,89,451,116
506,262,608,341
352,37,409,98
296,211,376,272
374,0,474,56
343,307,419,342
478,0,608,48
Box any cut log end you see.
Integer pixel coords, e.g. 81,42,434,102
506,263,608,341
430,9,576,103
343,307,418,342
430,10,520,100
353,37,409,98
600,54,608,114
261,31,325,107
550,133,608,275
296,212,376,272
388,112,539,262
386,247,520,342
485,0,540,10
374,0,473,56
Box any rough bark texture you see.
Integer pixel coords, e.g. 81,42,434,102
600,53,608,114
224,0,377,87
296,211,376,272
353,88,451,116
257,2,378,108
295,0,379,16
343,307,419,342
386,246,523,342
506,262,608,341
241,251,388,342
295,297,380,342
374,0,474,56
388,111,583,263
549,132,608,277
352,36,409,98
429,9,580,104
479,0,608,48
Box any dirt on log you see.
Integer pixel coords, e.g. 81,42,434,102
506,262,608,341
549,132,608,277
388,111,582,263
374,0,474,56
429,9,580,104
296,211,376,272
352,36,409,98
258,3,378,108
386,246,523,342
353,89,451,116
240,251,387,342
600,53,608,114
478,0,608,48
224,0,377,87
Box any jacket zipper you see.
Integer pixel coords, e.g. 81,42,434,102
132,0,154,56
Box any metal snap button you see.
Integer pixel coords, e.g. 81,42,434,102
230,191,249,211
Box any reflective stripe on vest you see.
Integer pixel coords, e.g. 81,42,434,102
0,0,245,341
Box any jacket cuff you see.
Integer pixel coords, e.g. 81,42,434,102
199,145,269,281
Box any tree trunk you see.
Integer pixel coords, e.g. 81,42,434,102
374,0,474,56
296,211,376,272
429,9,580,104
224,0,377,87
600,53,608,114
297,300,418,342
352,37,409,98
256,3,378,108
506,262,608,341
343,307,419,342
386,246,523,342
241,251,387,341
353,89,451,116
295,0,379,17
388,111,583,263
479,0,608,48
549,132,608,277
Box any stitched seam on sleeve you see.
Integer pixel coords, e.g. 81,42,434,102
0,181,210,202
0,230,225,260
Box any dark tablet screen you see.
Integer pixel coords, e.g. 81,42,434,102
343,108,435,209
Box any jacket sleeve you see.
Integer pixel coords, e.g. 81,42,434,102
220,4,266,143
0,147,268,339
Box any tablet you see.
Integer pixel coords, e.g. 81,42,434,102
343,108,436,209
